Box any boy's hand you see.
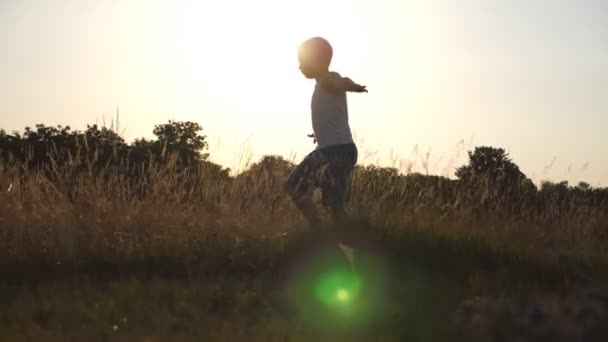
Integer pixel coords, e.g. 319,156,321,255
344,77,367,93
351,84,368,93
307,133,317,144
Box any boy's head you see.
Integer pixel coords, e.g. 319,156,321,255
298,37,333,79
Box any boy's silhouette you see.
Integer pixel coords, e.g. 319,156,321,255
286,36,367,227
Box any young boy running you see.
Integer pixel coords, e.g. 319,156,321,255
286,37,367,227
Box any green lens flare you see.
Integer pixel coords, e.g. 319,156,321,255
284,242,390,331
314,269,361,308
336,288,350,302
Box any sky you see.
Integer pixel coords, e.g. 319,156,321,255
0,0,607,186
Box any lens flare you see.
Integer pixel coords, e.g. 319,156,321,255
314,269,361,308
336,288,350,302
283,232,390,331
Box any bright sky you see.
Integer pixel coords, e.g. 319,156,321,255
1,0,607,186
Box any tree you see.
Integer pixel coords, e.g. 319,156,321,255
0,129,23,163
454,146,536,217
540,180,569,192
456,146,526,183
129,138,155,166
152,120,209,166
81,124,127,167
236,155,294,181
577,181,591,190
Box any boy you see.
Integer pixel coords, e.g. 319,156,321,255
286,36,367,227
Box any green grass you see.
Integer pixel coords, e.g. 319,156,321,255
2,224,608,341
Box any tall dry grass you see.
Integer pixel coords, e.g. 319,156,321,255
3,146,608,342
0,147,607,271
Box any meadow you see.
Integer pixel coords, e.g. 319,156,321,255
1,123,608,341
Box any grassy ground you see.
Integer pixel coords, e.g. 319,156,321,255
1,160,608,341
2,224,608,341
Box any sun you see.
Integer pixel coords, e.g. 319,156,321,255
157,0,359,109
137,0,365,164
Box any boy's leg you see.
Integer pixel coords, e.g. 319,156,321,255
286,152,321,225
320,144,358,223
324,177,348,221
319,144,358,270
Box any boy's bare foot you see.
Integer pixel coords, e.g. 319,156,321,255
338,242,356,271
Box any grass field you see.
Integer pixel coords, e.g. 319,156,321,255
1,155,608,341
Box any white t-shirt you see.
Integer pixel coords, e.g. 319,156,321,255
311,73,354,150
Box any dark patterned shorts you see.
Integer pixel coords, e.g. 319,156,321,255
286,143,358,210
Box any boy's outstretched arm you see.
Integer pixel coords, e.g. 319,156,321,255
344,77,367,93
321,72,368,93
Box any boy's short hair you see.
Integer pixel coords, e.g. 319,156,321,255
299,36,333,68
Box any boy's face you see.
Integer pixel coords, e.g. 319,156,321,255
297,45,327,79
298,55,317,79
